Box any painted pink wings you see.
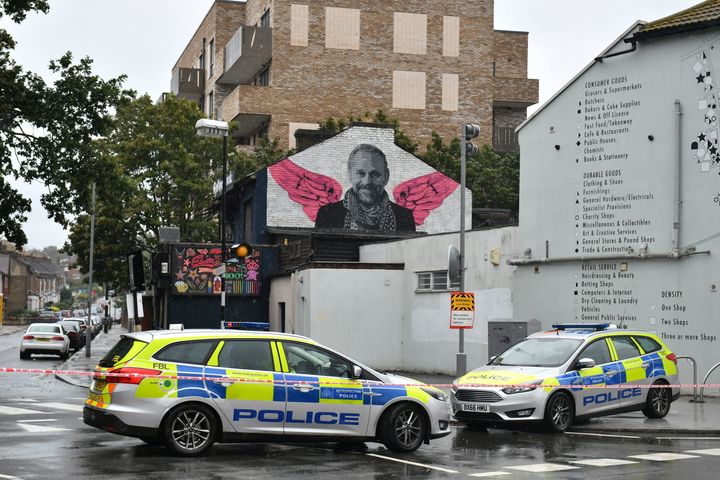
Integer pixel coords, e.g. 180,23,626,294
393,172,459,226
269,158,343,221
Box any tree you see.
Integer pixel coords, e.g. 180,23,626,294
0,0,133,248
318,109,418,154
64,95,237,290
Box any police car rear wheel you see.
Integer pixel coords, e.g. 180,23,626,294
163,404,217,456
643,382,671,418
380,403,427,453
543,392,574,433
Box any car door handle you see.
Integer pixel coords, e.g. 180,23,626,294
292,383,317,391
641,362,651,368
606,371,618,376
211,379,232,387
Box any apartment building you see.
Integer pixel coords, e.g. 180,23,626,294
170,0,538,151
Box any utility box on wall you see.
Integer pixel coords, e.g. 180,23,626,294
487,320,541,360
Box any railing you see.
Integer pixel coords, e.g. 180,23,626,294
676,355,701,403
700,361,720,403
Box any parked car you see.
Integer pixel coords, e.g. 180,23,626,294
84,330,451,456
20,323,70,360
59,320,85,352
451,323,679,432
67,317,93,339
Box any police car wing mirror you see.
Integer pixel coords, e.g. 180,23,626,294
351,365,362,379
488,355,498,364
577,358,595,370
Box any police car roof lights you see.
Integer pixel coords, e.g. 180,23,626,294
551,323,612,331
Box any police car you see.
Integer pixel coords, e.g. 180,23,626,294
451,324,679,432
83,330,451,455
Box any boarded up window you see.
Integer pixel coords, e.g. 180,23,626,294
443,16,459,57
442,73,459,111
290,4,309,47
288,122,320,149
325,7,360,50
394,12,427,55
393,71,426,109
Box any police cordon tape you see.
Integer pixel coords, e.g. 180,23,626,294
1,367,718,390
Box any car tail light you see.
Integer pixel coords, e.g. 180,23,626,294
52,336,65,341
23,335,34,340
106,368,162,385
666,353,678,365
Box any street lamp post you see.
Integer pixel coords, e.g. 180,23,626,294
195,119,229,328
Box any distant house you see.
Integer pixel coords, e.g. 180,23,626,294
0,250,64,314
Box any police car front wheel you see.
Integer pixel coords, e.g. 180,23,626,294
380,403,427,453
643,381,672,419
162,403,217,456
543,392,574,433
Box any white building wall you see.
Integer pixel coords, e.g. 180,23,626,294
361,227,518,374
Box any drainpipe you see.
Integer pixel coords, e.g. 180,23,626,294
672,100,682,257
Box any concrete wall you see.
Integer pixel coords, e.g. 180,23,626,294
361,227,517,373
516,25,720,386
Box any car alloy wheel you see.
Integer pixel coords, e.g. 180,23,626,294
163,404,216,456
381,403,426,453
643,382,671,418
544,392,573,432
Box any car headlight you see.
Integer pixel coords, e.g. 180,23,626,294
421,386,448,402
502,382,540,395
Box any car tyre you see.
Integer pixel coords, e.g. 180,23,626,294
162,403,217,456
642,381,672,419
543,391,574,433
379,402,427,453
19,351,29,360
59,349,69,361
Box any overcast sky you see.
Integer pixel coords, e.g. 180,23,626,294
3,0,700,249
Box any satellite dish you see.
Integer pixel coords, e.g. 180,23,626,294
448,245,461,284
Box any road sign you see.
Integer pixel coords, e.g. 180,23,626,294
450,292,475,329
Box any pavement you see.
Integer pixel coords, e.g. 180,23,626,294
17,323,718,437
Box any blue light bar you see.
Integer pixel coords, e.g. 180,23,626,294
551,323,610,331
223,321,270,331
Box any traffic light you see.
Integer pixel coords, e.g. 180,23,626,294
463,124,480,156
128,250,145,292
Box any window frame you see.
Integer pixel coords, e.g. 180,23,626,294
415,270,459,292
609,336,642,361
215,339,275,372
152,339,219,366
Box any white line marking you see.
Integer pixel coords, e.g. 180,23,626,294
570,458,638,467
7,399,36,402
505,463,579,473
17,423,70,433
38,402,83,412
366,453,459,473
685,448,720,456
0,406,48,416
0,473,23,479
567,432,640,439
468,472,512,477
17,419,57,423
657,437,720,441
628,453,700,461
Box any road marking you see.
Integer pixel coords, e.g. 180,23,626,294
0,406,47,416
17,419,57,423
468,472,512,477
17,423,70,433
685,448,720,456
38,402,83,412
657,437,720,441
570,458,638,467
7,399,36,402
366,453,459,473
505,463,579,473
628,453,700,461
567,432,640,439
0,474,23,479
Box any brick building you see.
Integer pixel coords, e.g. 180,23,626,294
170,0,538,151
0,250,64,314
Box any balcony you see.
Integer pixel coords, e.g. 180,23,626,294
492,77,538,107
171,67,204,102
217,26,272,85
493,127,519,153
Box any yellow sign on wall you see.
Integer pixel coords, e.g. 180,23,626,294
450,292,475,329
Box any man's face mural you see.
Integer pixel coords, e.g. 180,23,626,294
347,150,389,207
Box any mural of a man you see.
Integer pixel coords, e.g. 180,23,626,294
315,144,416,232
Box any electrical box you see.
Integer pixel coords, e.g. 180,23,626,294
489,248,501,266
487,320,541,360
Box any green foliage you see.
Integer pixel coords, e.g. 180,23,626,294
319,109,418,154
0,1,132,248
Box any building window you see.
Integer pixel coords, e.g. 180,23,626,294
394,12,427,55
256,66,270,86
290,4,309,47
209,38,215,76
443,16,459,57
416,271,459,292
208,90,214,118
393,70,426,109
260,9,270,28
442,73,459,111
325,7,360,50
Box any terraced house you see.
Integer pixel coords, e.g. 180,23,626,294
170,0,538,151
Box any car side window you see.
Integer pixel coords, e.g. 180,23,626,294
216,340,274,371
610,336,641,361
577,339,612,366
154,340,217,365
283,343,353,378
633,335,661,354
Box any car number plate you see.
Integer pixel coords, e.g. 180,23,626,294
37,338,49,341
87,392,104,403
461,403,489,413
92,380,107,391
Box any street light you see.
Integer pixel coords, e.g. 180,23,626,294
195,118,229,328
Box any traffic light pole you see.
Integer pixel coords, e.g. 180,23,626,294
220,132,228,329
457,127,467,377
85,183,95,358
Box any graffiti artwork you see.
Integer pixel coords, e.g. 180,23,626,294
689,48,720,181
269,143,457,233
171,245,260,296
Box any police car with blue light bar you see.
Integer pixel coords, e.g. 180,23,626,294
83,330,451,455
451,323,679,432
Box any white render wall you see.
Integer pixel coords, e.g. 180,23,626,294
360,227,518,374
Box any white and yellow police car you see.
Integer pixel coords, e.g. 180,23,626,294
451,324,679,432
83,330,451,456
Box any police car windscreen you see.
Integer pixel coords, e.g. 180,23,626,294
491,338,583,367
